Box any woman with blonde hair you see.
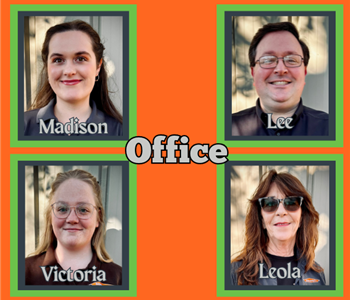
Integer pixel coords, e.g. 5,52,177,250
231,169,325,285
25,169,122,285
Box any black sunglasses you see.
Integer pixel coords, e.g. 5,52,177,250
258,196,303,213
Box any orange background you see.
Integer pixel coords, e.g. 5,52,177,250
0,0,346,299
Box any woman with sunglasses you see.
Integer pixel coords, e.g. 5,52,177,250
231,169,325,285
25,169,122,285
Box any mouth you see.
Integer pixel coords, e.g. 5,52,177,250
63,228,83,232
269,80,291,86
61,80,82,85
274,222,290,227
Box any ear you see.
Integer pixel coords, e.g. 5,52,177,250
304,66,307,76
262,219,266,229
96,58,102,76
251,67,255,77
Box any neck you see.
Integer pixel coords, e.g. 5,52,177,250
266,238,295,257
55,243,93,271
54,98,92,124
260,101,299,123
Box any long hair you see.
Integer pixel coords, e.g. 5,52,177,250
29,20,122,124
249,22,310,67
29,169,112,263
232,169,323,285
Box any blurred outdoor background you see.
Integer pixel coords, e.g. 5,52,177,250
23,16,123,114
25,165,123,266
232,16,329,114
230,165,330,284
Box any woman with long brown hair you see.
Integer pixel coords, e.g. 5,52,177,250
24,20,123,136
231,169,325,285
25,169,122,285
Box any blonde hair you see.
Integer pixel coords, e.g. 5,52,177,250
29,169,112,262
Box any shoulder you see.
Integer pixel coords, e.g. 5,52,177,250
232,106,257,121
95,110,123,136
232,107,260,136
230,260,243,285
302,106,329,120
25,253,46,284
25,252,45,265
24,109,40,125
99,260,123,285
300,106,329,135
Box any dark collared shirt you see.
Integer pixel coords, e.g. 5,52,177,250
24,99,123,136
25,246,122,285
231,99,328,136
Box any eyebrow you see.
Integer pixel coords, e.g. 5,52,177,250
260,51,300,56
49,51,92,59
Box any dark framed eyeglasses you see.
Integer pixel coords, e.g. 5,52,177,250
255,55,304,69
51,202,98,219
258,196,303,213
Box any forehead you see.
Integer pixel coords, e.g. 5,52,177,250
48,30,94,56
255,31,303,58
53,178,96,205
266,182,286,197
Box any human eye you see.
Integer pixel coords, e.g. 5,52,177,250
76,56,88,62
52,57,64,64
56,203,68,213
284,55,300,65
260,56,276,65
77,204,91,215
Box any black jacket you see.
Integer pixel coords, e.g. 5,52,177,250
24,99,123,136
231,251,326,285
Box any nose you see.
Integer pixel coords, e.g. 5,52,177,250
274,58,288,75
66,208,79,223
275,201,287,216
63,60,77,77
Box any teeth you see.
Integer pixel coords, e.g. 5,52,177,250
271,81,290,85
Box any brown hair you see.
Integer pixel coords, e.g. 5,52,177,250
29,20,122,123
232,169,323,285
30,169,112,263
249,22,310,67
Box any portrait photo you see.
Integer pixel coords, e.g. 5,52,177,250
218,8,343,145
16,11,132,143
225,163,336,291
17,161,130,290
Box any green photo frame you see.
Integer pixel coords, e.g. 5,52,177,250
217,5,343,147
217,154,343,296
10,154,137,297
11,4,137,147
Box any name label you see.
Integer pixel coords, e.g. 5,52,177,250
40,265,106,282
39,118,108,135
266,113,294,130
259,262,301,279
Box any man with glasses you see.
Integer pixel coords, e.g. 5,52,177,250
231,22,329,136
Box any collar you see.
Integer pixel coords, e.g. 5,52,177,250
42,244,100,270
35,99,102,124
256,98,304,127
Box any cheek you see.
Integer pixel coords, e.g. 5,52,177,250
48,65,61,80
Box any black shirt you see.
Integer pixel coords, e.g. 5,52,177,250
266,252,298,285
231,99,328,136
24,99,123,136
25,246,122,285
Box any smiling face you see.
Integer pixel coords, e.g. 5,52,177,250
251,31,307,114
261,182,302,247
51,178,99,251
47,30,101,105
